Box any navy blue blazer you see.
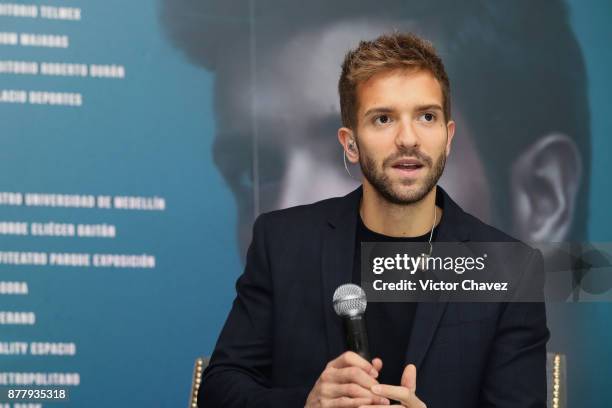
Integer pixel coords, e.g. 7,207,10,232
198,186,549,407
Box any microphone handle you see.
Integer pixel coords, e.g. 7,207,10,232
343,315,370,361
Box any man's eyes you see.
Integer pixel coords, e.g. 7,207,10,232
373,114,392,125
418,112,437,122
372,112,437,126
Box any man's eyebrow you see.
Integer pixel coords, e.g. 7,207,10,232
362,104,443,118
363,107,394,118
415,104,443,112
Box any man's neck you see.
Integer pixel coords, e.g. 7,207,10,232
360,182,441,238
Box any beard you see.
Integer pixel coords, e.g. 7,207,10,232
359,144,446,205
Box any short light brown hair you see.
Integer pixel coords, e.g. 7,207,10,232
339,32,451,129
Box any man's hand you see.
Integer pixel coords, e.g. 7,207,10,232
361,364,426,408
305,351,390,407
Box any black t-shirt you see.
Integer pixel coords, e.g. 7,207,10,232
352,215,438,385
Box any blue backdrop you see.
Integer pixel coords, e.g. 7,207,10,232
1,0,610,407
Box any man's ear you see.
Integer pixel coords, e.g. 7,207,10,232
510,134,582,242
445,120,456,157
338,127,359,163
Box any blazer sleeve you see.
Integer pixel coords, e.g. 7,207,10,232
198,214,310,407
479,249,550,408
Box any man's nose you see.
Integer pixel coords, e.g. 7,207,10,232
394,117,419,149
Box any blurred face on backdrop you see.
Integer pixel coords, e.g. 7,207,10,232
342,68,455,205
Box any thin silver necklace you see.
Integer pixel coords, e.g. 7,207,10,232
424,204,437,257
416,205,437,272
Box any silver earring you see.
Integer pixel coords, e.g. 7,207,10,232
343,149,358,180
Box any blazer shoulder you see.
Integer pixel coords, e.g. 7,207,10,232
255,195,346,231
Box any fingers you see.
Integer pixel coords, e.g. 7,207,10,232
324,397,384,407
368,364,424,408
372,357,383,373
370,384,424,408
319,371,389,405
319,381,375,399
325,366,380,389
371,384,409,402
401,364,417,392
358,405,404,408
371,384,427,408
312,352,392,407
328,351,378,377
319,382,390,405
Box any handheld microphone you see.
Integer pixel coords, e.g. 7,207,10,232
333,283,370,361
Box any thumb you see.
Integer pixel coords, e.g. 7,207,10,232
372,357,383,374
401,363,417,392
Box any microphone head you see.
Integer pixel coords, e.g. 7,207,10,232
333,283,367,318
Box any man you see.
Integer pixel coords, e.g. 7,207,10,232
162,2,606,405
197,32,548,407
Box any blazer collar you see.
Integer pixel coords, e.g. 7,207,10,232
325,185,470,242
321,185,470,369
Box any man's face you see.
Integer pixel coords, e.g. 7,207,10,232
350,69,454,204
213,22,491,253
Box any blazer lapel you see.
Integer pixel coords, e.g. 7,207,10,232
321,187,361,360
406,186,471,370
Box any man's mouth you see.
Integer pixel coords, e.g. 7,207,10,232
390,158,424,174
